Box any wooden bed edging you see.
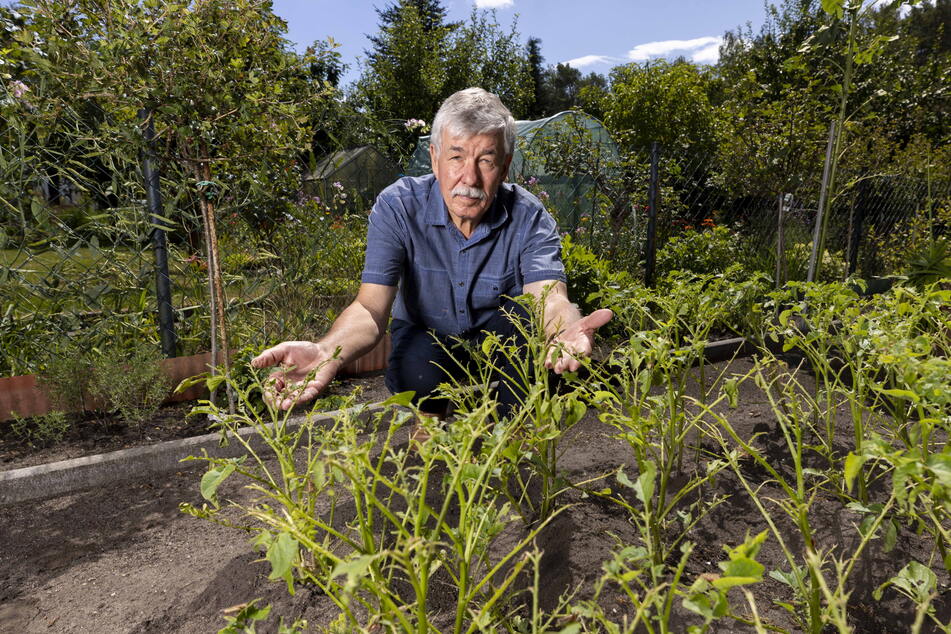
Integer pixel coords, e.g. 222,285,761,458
0,335,392,423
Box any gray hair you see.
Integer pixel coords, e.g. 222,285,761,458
430,87,516,157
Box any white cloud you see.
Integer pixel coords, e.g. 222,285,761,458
474,0,513,8
561,54,620,69
871,0,912,16
627,36,724,64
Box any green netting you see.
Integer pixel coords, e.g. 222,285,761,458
405,111,619,230
304,146,401,208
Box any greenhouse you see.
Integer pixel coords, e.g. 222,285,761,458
303,145,401,208
406,111,619,229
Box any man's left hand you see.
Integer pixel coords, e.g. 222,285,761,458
545,308,613,374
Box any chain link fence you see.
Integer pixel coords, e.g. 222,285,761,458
553,140,949,286
2,114,947,378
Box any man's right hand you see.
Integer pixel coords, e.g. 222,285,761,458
251,341,342,410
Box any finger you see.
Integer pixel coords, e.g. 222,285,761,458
251,343,289,368
577,308,613,333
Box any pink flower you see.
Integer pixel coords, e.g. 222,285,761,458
527,176,538,187
10,80,29,98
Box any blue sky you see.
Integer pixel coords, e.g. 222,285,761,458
271,0,772,86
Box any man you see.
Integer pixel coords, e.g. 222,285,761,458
253,87,612,414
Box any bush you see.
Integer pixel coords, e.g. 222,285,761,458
656,225,743,278
562,233,632,316
90,342,171,427
9,410,71,447
36,343,95,413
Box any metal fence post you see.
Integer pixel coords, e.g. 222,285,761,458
644,141,660,288
846,182,864,277
775,193,787,288
140,108,177,357
808,121,836,283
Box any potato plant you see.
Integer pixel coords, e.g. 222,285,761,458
182,277,950,632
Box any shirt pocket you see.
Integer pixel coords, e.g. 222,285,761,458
471,272,517,312
411,266,452,322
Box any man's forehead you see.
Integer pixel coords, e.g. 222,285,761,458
441,130,505,153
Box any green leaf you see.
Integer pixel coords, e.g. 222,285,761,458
564,398,586,426
175,373,209,393
820,0,845,17
723,378,739,408
331,553,376,592
266,532,299,594
877,387,920,403
844,452,866,493
383,391,415,407
200,463,235,504
634,460,656,507
205,373,227,392
883,520,897,554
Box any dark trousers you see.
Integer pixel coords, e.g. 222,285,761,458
384,300,532,416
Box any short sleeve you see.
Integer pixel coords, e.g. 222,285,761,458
361,194,406,287
520,206,566,285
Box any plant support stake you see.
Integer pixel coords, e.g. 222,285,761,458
644,141,660,288
808,121,836,283
140,109,176,357
776,193,787,288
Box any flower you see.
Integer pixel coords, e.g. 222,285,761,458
526,176,538,187
332,181,343,190
10,80,29,99
404,118,428,132
538,191,549,201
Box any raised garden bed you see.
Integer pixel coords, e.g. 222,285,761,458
1,354,947,633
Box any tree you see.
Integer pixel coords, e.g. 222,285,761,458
355,3,531,157
526,37,545,118
600,59,720,153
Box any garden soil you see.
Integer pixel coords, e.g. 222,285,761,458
1,359,948,633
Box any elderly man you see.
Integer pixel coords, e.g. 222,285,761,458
253,87,612,415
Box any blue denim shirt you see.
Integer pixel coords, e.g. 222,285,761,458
361,174,566,336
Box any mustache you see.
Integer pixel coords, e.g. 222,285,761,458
451,186,486,200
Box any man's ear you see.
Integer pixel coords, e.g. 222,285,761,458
500,151,512,182
429,143,440,180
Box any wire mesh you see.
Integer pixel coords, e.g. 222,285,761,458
2,103,947,379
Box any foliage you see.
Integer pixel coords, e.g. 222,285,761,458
90,341,170,426
905,236,951,288
561,233,632,318
9,409,70,447
182,375,555,632
355,1,531,159
36,340,95,412
598,60,721,155
656,225,742,278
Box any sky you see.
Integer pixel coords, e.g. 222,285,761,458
270,0,773,86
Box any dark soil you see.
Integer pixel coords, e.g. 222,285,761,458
0,359,948,633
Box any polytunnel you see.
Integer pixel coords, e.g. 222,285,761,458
406,111,619,230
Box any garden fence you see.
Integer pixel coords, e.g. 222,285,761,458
2,126,947,378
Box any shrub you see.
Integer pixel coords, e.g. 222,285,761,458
36,343,95,413
562,233,632,317
90,342,171,427
656,225,743,278
10,410,71,447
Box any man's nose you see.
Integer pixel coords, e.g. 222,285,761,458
460,159,480,186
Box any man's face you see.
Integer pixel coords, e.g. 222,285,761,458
430,129,511,233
